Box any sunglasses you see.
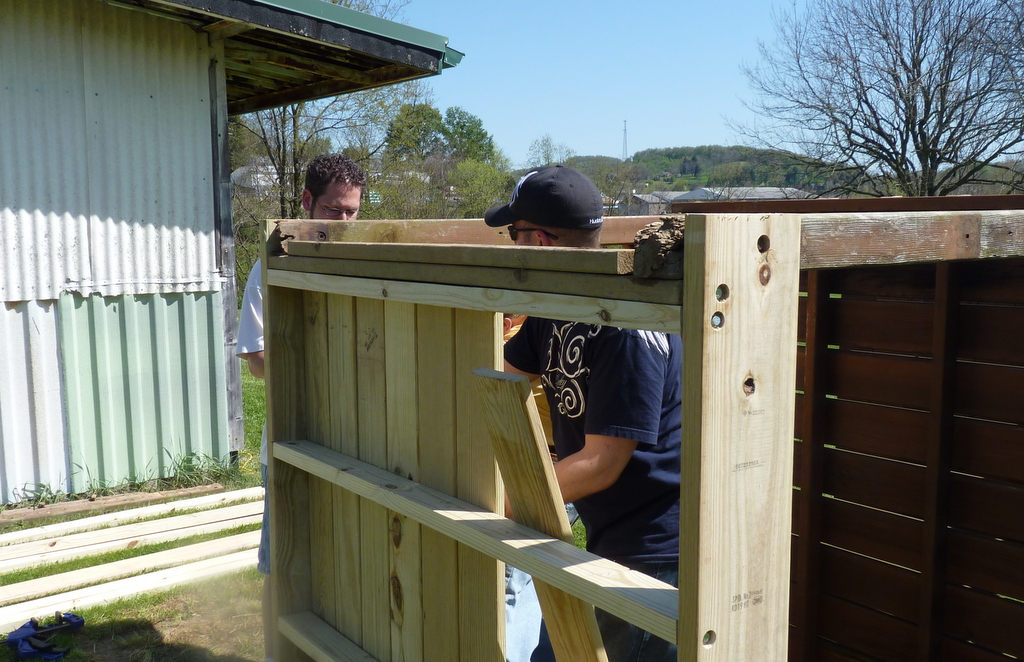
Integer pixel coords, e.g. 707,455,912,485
507,225,559,241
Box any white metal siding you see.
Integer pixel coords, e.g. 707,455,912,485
0,302,70,503
0,0,221,302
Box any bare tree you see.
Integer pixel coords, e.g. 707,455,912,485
739,0,1024,196
526,134,576,168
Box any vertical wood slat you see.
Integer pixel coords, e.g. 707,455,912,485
304,291,337,629
385,301,424,661
679,214,801,662
327,294,363,644
790,270,831,662
354,298,391,661
918,262,960,659
416,305,460,661
454,309,504,661
264,269,311,662
473,368,608,662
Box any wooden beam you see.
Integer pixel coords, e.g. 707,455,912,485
0,484,226,526
679,213,801,661
672,194,1024,214
2,531,259,606
272,440,678,642
268,255,681,306
202,18,255,40
224,44,369,83
266,270,682,334
473,369,609,662
285,242,638,276
279,612,380,662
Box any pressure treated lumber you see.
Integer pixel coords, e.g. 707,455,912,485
268,254,681,305
473,369,609,662
279,612,380,662
0,501,262,573
273,440,678,642
0,484,226,526
266,269,681,334
0,487,264,547
286,241,637,275
0,549,256,632
679,213,801,661
1,531,259,605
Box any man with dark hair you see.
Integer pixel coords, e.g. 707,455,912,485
487,165,681,662
236,152,365,662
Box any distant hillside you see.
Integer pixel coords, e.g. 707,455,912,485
631,145,822,191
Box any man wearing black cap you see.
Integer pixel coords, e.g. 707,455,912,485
487,165,681,662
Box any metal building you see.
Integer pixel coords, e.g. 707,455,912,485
0,0,460,503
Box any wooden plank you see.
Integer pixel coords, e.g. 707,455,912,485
354,297,391,662
822,399,929,464
959,256,1024,304
817,593,918,662
679,213,801,661
828,263,936,301
819,546,920,623
944,584,1024,659
947,530,1024,602
951,418,1024,484
958,304,1024,366
272,216,661,248
326,294,363,643
384,300,423,661
822,449,926,518
826,298,933,355
947,474,1024,543
1,531,260,605
303,291,337,630
942,637,1024,662
278,612,380,662
671,194,1024,215
0,487,263,546
454,309,504,661
918,262,958,660
827,352,932,411
0,484,226,526
267,269,682,334
264,276,311,662
799,211,1024,269
415,305,460,661
0,549,256,633
955,362,1024,425
272,440,678,642
820,499,923,570
268,254,682,306
0,502,262,572
286,241,637,276
473,369,609,662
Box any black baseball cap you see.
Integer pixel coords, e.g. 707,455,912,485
484,165,604,229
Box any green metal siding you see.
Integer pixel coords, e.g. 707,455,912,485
58,291,230,492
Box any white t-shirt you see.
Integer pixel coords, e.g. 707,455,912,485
236,260,268,465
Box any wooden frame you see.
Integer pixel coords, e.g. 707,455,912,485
263,210,1024,662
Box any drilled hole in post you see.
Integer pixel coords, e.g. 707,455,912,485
711,312,725,329
744,377,755,395
703,630,717,648
715,284,730,301
757,235,770,253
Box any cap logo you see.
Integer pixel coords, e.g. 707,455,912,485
510,170,539,206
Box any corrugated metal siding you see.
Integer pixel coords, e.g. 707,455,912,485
0,0,221,302
58,292,230,494
0,302,71,503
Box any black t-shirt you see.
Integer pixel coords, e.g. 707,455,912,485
504,318,682,563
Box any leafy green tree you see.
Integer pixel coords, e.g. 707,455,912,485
526,135,576,167
383,103,445,164
448,158,513,218
442,107,496,162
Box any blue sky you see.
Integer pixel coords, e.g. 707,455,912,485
402,0,781,168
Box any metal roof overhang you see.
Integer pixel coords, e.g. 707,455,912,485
99,0,463,114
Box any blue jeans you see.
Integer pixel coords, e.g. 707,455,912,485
530,560,678,662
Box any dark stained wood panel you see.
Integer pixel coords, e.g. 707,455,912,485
822,449,925,518
943,584,1024,659
954,362,1024,426
946,530,1024,602
820,547,920,623
957,305,1024,366
942,637,1024,661
950,418,1024,483
826,299,933,355
947,474,1024,543
818,594,917,662
820,500,923,570
827,264,935,301
826,352,932,411
822,400,929,464
959,257,1024,305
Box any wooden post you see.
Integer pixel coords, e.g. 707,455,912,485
473,368,609,662
678,213,801,661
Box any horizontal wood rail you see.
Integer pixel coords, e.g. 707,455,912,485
279,612,380,662
273,439,679,643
